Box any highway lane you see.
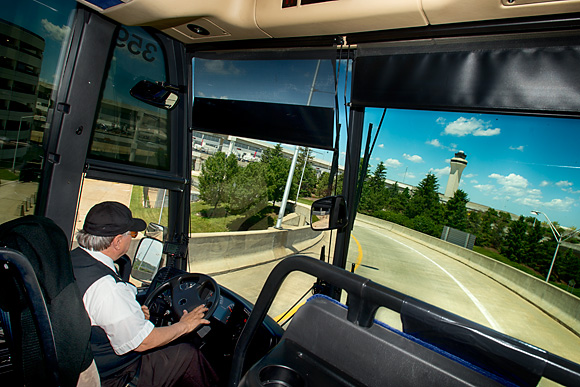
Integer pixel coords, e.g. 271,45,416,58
348,219,580,365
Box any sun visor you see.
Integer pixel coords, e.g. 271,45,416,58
192,51,336,149
351,33,580,117
192,97,334,150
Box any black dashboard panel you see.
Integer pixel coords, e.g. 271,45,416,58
139,267,284,386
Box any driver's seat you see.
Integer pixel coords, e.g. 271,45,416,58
0,215,96,386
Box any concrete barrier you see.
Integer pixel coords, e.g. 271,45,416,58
187,223,322,274
355,213,580,336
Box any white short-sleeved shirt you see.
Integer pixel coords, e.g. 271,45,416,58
81,247,154,355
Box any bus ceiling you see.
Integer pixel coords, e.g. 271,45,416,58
77,0,580,46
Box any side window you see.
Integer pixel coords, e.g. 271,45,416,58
88,26,170,170
0,0,75,223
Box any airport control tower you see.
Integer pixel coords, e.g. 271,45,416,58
444,151,468,198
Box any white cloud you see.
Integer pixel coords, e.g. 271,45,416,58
509,145,525,152
41,19,70,41
527,189,543,198
378,144,384,148
464,173,476,178
473,128,501,137
471,179,479,184
426,139,457,152
426,139,442,148
430,166,450,177
515,197,575,212
539,180,550,187
489,173,529,189
203,60,242,75
441,117,501,137
474,184,495,193
385,158,402,168
488,173,529,197
436,117,446,125
403,154,423,163
556,180,573,188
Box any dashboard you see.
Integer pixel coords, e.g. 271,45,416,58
139,267,284,384
213,294,235,325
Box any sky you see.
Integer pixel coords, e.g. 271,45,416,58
3,0,75,85
360,109,580,228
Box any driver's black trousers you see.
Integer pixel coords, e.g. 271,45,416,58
101,342,218,387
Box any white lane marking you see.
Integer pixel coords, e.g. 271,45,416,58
368,228,502,331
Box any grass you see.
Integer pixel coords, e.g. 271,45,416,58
129,186,169,227
473,245,580,297
0,168,18,181
297,197,316,206
473,246,543,279
190,201,281,233
130,186,305,234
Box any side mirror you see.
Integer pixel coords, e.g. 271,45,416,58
131,237,164,283
130,80,180,110
145,222,167,242
310,195,348,231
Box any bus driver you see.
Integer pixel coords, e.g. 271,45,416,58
72,201,217,387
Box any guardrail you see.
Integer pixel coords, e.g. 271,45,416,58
355,213,580,337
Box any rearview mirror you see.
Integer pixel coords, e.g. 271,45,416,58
145,222,167,242
131,237,164,283
130,80,180,110
310,195,348,231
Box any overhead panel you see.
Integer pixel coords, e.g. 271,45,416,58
422,0,580,25
77,0,271,44
256,0,428,38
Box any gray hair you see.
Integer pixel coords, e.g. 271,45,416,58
76,229,129,251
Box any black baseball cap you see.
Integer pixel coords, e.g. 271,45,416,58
83,201,146,237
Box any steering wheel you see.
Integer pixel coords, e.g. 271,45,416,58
143,273,220,326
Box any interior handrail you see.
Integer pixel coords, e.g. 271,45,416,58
228,255,580,387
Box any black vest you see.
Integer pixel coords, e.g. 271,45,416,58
71,248,141,378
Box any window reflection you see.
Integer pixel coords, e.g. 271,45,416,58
89,26,170,170
0,0,75,223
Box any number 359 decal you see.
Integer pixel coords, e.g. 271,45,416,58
116,27,157,63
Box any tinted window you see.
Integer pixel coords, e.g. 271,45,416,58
89,26,170,170
0,0,75,223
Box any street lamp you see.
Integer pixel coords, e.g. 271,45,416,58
531,210,580,283
12,115,35,172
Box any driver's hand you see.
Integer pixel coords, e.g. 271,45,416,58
179,304,210,333
141,305,150,320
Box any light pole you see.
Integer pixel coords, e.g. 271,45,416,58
531,210,580,283
12,115,35,172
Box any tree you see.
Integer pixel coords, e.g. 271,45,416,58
444,189,469,231
523,220,545,266
226,162,268,214
502,216,528,263
261,144,291,203
467,211,481,236
315,172,330,197
293,147,317,199
359,162,388,213
199,152,239,215
386,186,411,214
406,173,443,224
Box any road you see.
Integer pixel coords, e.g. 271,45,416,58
347,219,580,367
212,217,580,386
